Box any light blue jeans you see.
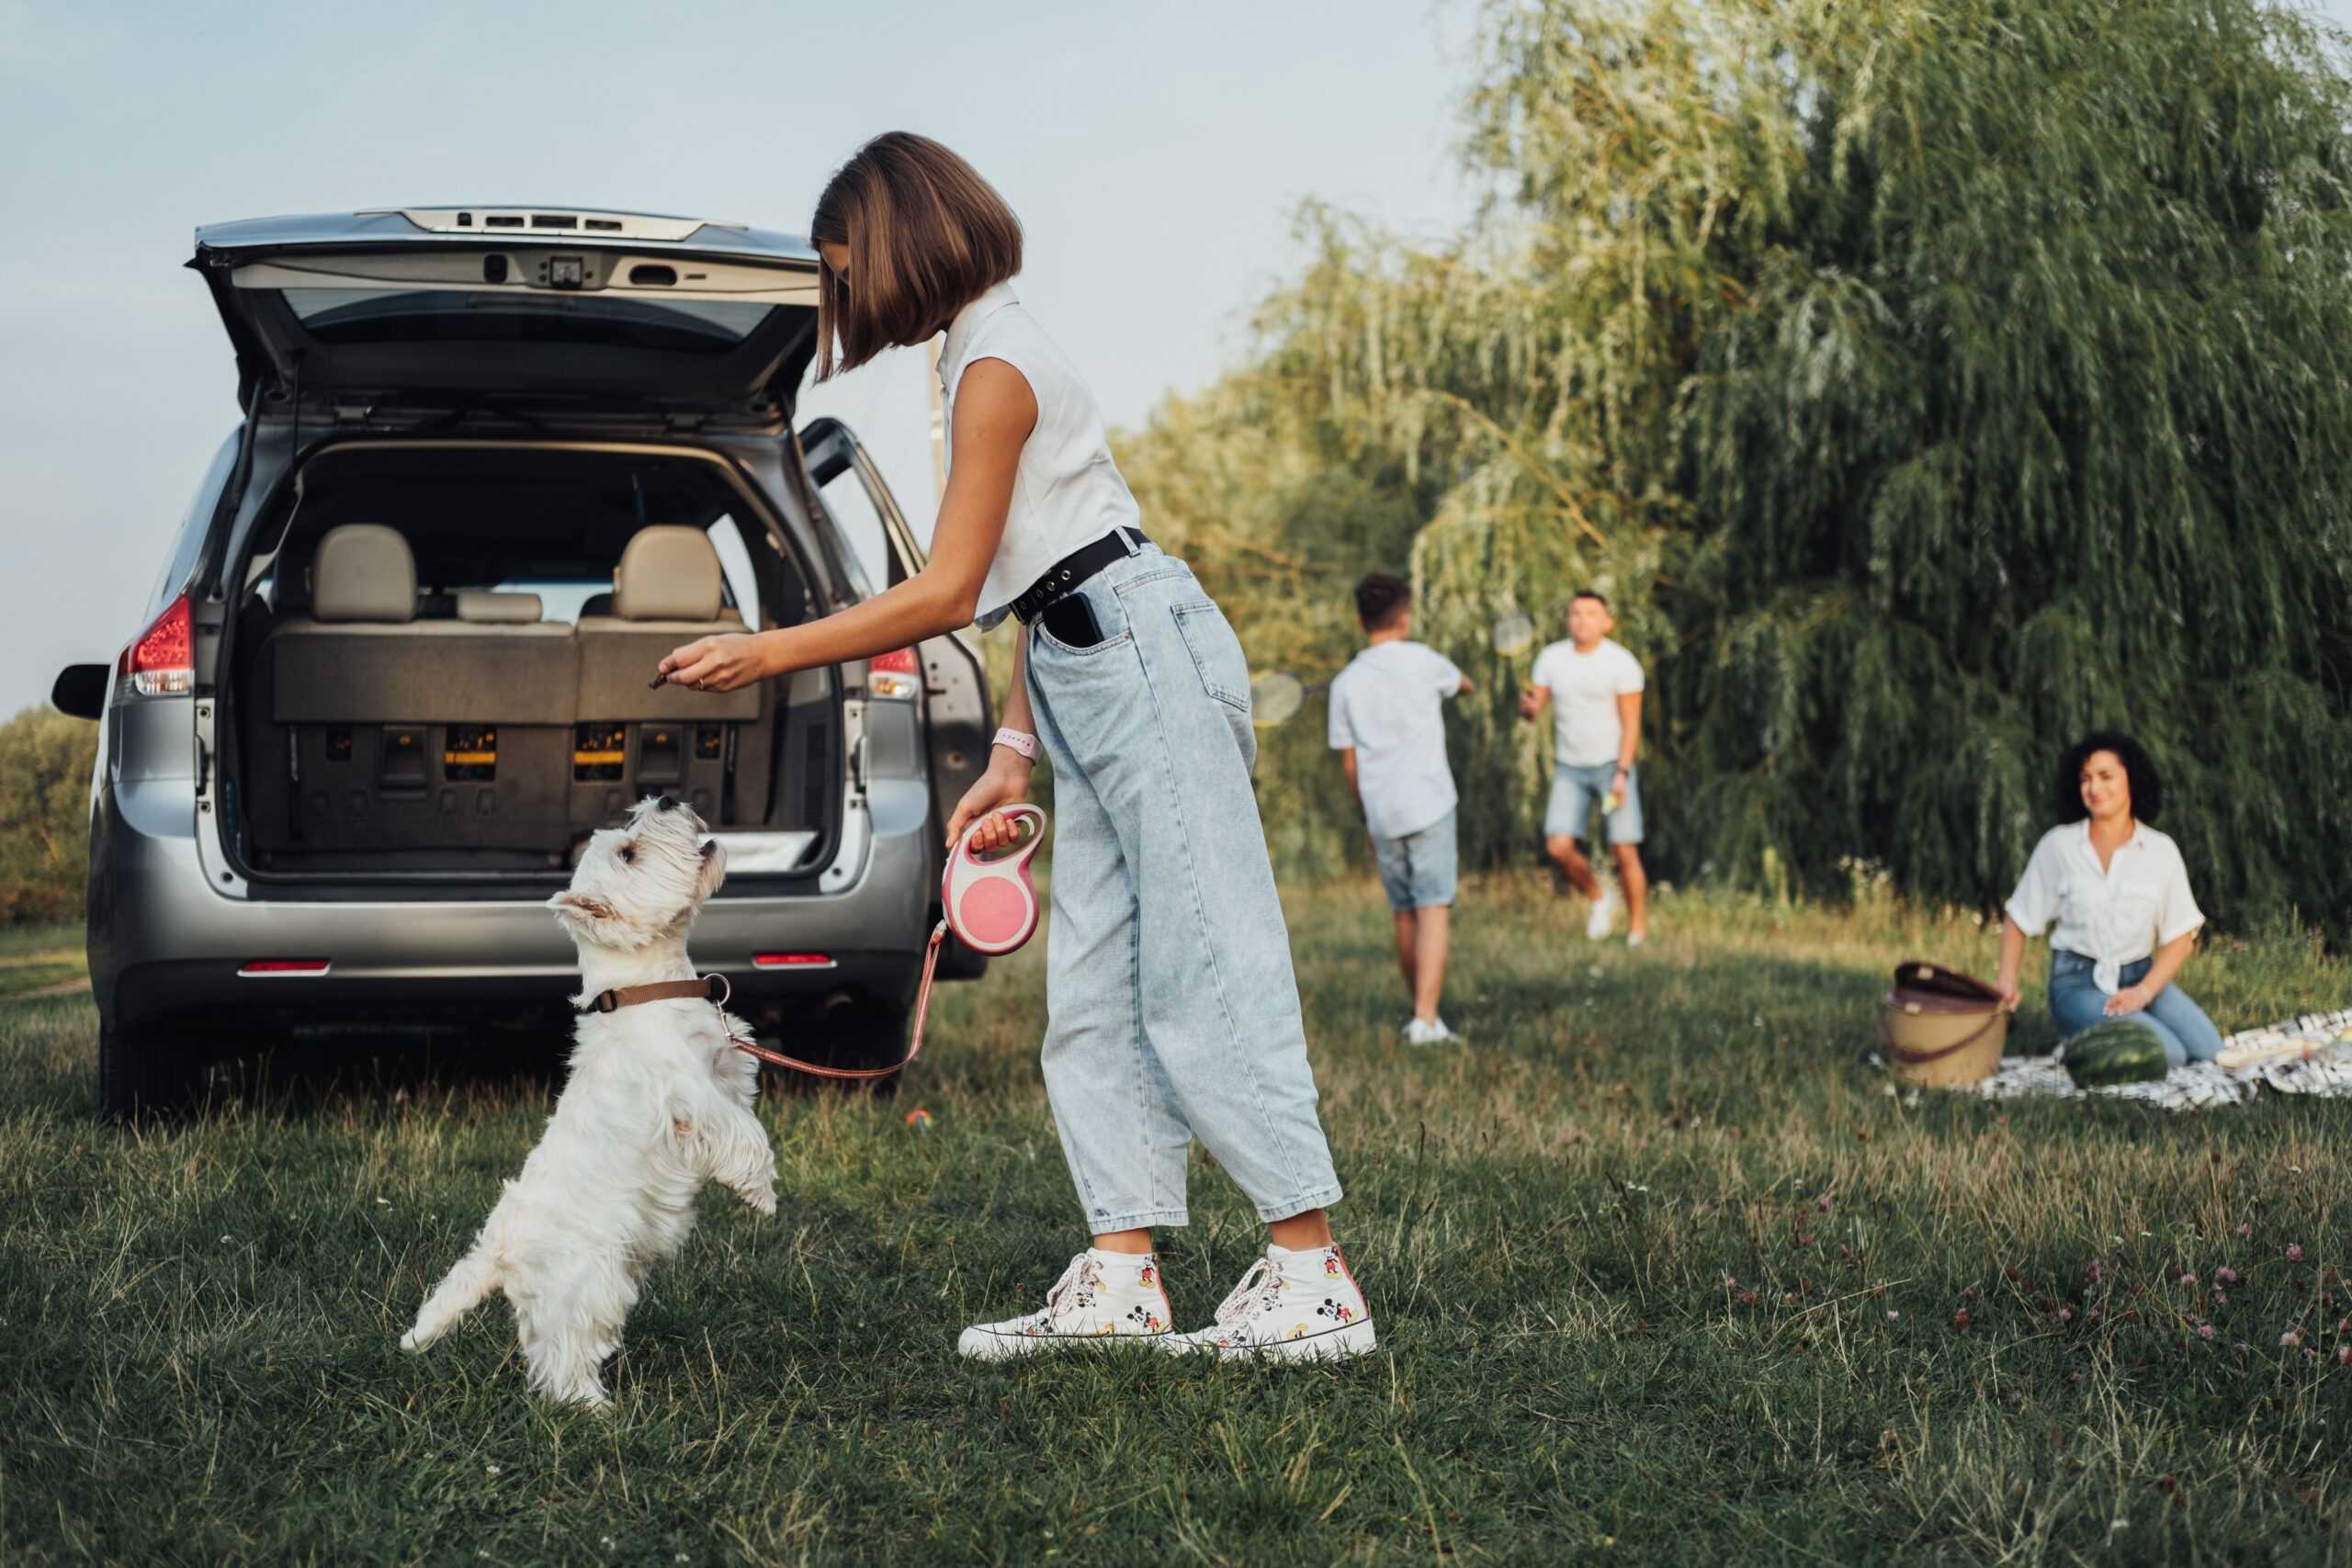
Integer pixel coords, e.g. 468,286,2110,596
1024,541,1344,1231
2048,950,2225,1067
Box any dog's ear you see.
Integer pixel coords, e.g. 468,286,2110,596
548,890,617,922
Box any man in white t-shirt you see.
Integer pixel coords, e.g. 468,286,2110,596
1329,573,1475,1044
1520,591,1649,944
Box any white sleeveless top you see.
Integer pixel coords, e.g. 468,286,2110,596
936,282,1143,628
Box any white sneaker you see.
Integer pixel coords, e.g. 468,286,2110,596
957,1250,1174,1360
1405,1016,1462,1045
1586,887,1618,940
1166,1244,1376,1361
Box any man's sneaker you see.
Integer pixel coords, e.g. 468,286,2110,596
1166,1244,1375,1361
1586,886,1618,940
1405,1017,1463,1045
957,1249,1174,1360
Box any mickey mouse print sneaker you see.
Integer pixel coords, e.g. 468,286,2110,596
957,1249,1174,1360
1167,1243,1375,1362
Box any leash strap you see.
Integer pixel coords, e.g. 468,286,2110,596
730,919,949,1082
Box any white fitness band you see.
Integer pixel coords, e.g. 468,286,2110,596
992,728,1042,762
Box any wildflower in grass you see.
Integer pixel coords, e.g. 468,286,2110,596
2060,1306,2075,1323
2339,1346,2350,1365
2282,1330,2301,1347
2178,1272,2196,1287
2216,1267,2238,1284
1738,1290,1758,1306
2304,1348,2318,1363
1962,1286,1976,1299
485,1464,501,1476
2212,1289,2228,1306
2088,1259,2104,1283
2288,1244,2304,1262
1816,1195,1832,1212
1887,1311,1900,1321
2235,1343,2252,1359
1722,1273,1738,1289
2199,1324,2215,1341
1952,1309,1972,1330
2236,1224,2251,1236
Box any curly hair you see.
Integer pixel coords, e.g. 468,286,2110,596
2055,730,2164,824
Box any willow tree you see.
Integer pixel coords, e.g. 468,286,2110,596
1138,0,2352,934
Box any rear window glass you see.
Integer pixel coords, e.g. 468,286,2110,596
277,288,775,354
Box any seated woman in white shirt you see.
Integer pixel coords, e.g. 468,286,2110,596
1994,731,2223,1066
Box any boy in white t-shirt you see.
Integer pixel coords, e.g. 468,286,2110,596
1520,591,1649,944
1329,573,1474,1043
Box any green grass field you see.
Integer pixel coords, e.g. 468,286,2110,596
0,919,86,1000
2,878,2348,1564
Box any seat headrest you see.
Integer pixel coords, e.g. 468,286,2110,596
455,590,544,624
311,525,417,624
613,525,725,621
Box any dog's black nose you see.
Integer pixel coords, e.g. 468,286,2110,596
656,795,678,812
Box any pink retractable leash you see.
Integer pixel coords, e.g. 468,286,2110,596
733,804,1045,1082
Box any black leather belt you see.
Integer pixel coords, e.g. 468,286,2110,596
1010,527,1150,625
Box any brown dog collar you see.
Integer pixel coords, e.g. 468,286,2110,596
578,973,732,1015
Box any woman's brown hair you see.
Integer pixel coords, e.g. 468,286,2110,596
810,132,1023,380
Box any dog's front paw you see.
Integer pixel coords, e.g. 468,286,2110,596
399,1328,424,1353
751,1186,778,1218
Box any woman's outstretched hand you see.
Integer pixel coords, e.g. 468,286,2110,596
654,633,773,694
945,757,1033,852
2103,983,2155,1017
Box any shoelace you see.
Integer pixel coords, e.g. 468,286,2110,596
1209,1258,1286,1328
1023,1253,1100,1329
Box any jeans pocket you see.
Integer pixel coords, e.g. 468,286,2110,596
1169,598,1250,712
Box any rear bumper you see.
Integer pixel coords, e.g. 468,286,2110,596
88,777,933,1032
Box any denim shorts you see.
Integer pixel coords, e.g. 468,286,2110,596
1371,810,1457,912
1544,761,1643,844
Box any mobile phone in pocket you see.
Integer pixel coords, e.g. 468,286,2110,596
1042,593,1105,649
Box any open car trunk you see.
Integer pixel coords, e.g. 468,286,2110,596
219,441,845,887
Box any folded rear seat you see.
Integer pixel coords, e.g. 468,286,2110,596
571,525,774,831
243,525,578,862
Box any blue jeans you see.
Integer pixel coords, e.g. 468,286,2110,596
1024,542,1344,1230
2047,951,2225,1067
1372,810,1457,911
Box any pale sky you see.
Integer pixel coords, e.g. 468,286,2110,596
0,0,1476,716
6,1,2346,719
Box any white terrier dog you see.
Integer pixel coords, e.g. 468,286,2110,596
400,795,777,1410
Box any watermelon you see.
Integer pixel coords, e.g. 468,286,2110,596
2061,1021,2172,1087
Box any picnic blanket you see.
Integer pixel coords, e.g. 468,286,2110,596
1871,1008,2352,1111
1967,1008,2352,1110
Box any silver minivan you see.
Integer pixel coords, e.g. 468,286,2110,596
52,207,992,1117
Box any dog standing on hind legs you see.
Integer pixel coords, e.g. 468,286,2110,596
401,795,777,1411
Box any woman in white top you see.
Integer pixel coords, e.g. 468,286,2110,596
1994,731,2223,1066
655,134,1370,1362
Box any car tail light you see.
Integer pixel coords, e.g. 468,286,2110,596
239,959,331,976
868,647,920,700
753,953,836,970
119,595,194,698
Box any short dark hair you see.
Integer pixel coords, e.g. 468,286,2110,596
810,132,1024,380
1572,589,1610,611
1354,572,1411,630
2056,730,2165,824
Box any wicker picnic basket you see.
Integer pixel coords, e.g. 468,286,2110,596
1878,961,2008,1088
